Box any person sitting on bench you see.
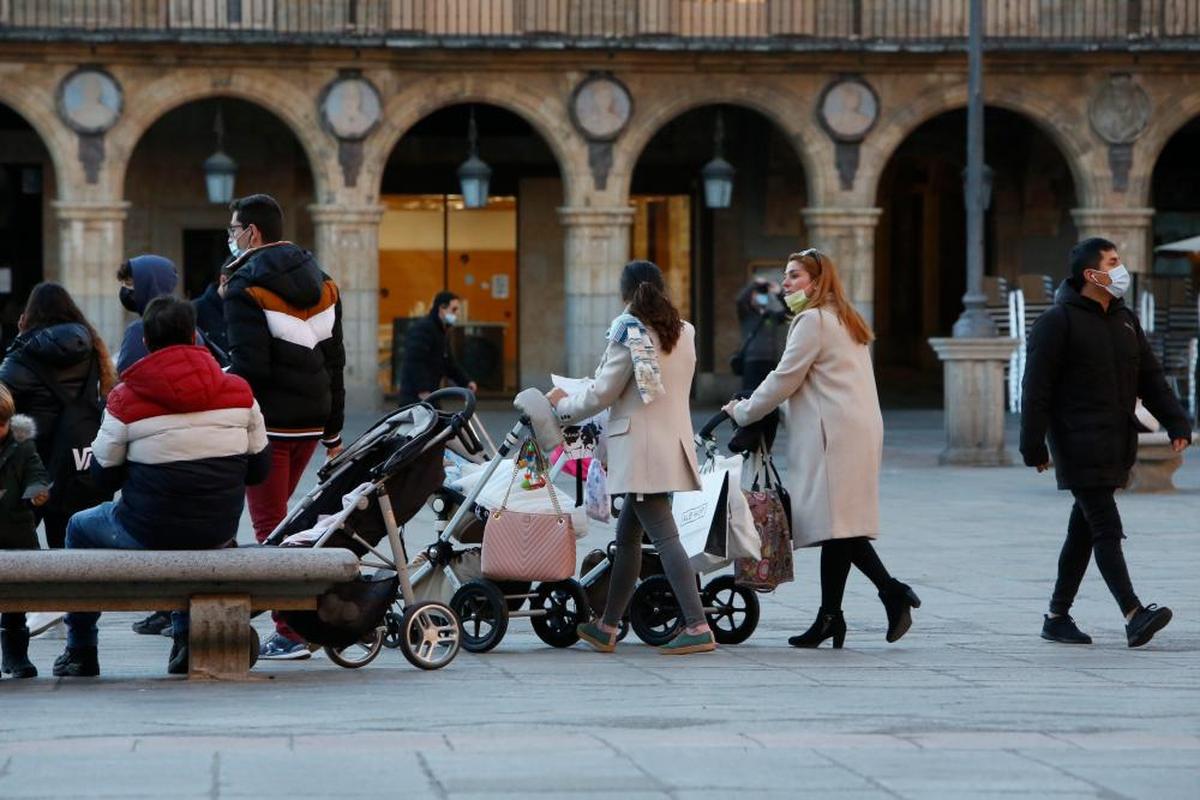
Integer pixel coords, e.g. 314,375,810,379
54,296,271,678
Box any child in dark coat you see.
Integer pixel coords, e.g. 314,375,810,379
0,384,51,678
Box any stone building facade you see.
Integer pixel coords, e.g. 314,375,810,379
0,1,1197,407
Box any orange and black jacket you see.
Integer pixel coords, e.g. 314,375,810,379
223,242,345,447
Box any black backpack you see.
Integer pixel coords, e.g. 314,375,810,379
18,354,111,515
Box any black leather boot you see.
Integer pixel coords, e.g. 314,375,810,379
1,628,38,678
168,633,189,676
52,646,99,677
788,608,846,648
880,579,921,643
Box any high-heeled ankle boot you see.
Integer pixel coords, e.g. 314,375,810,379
880,579,921,643
1,628,38,678
788,608,846,648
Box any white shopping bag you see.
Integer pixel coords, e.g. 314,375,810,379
712,455,761,561
585,460,610,523
673,469,730,571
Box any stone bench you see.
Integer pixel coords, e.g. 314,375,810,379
1127,431,1189,493
0,548,359,680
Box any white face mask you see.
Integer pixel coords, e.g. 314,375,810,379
442,312,458,327
1099,264,1131,299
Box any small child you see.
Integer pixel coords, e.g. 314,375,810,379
0,383,50,679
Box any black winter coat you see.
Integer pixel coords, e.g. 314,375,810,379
223,242,346,444
1020,280,1192,490
0,323,99,467
398,310,470,403
0,416,50,549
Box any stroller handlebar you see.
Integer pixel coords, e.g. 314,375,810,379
426,387,477,419
697,409,732,440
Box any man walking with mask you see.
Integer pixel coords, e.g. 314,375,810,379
397,291,476,406
223,193,346,660
1021,237,1192,648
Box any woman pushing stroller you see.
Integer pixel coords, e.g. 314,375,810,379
723,249,920,648
546,261,715,655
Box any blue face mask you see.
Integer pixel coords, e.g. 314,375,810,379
754,293,770,307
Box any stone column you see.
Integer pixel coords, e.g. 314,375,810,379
54,200,130,355
309,203,386,414
928,337,1020,466
557,206,634,377
802,207,883,327
1070,208,1155,275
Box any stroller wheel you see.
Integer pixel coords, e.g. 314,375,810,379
382,609,403,649
530,580,588,648
324,628,385,669
398,601,461,670
450,580,509,653
702,575,760,645
629,575,683,646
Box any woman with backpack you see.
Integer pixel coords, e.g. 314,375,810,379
0,282,117,549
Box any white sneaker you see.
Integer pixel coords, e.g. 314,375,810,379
27,612,66,637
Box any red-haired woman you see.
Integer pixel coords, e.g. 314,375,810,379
725,250,921,648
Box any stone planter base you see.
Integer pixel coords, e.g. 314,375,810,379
928,337,1020,467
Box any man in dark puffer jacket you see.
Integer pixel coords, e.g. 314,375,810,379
221,193,346,660
1021,237,1192,649
54,297,270,678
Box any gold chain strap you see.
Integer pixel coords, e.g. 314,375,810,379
496,439,564,521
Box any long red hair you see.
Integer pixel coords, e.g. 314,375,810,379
788,250,874,346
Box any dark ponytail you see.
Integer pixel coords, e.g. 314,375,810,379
620,260,682,354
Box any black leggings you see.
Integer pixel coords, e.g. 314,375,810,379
1050,487,1140,616
820,537,892,611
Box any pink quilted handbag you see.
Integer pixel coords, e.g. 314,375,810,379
480,451,576,582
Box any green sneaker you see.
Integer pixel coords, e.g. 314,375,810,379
659,629,716,655
577,621,617,653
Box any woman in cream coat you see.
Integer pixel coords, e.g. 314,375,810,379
548,261,714,655
725,249,921,648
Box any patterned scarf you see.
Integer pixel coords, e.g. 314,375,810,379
607,311,666,405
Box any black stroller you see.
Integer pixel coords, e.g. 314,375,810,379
264,387,487,671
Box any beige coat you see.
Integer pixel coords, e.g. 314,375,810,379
731,307,883,547
556,321,702,496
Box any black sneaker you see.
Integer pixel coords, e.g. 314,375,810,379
1041,614,1092,644
52,646,99,677
258,633,311,661
132,611,172,636
167,639,189,675
1126,604,1172,648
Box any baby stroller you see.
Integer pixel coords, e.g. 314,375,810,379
264,387,487,670
575,406,777,647
409,421,591,654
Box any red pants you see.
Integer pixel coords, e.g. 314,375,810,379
247,438,319,641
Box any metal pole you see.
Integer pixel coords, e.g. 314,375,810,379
953,0,997,338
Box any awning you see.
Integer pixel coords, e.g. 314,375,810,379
1154,235,1200,254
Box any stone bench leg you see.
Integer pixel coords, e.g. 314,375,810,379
188,594,256,680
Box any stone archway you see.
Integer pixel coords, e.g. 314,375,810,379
613,80,827,206
861,83,1102,212
362,73,582,208
872,105,1082,403
109,71,335,203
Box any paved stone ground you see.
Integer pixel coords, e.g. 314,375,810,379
1,407,1197,799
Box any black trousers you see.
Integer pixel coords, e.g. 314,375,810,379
741,359,776,394
1050,487,1140,616
820,537,892,611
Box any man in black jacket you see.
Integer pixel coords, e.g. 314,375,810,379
1021,237,1192,648
397,291,475,406
222,194,346,661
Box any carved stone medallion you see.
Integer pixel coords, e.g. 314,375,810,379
817,77,879,142
57,67,123,134
320,76,383,141
570,74,633,142
1089,75,1150,145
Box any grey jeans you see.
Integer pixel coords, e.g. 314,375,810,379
602,493,707,629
